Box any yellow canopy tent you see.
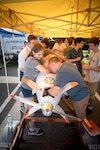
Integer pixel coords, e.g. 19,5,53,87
0,0,100,38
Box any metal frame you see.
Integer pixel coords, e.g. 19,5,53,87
0,0,100,37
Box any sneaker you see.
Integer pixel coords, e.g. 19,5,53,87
65,122,76,129
28,128,43,136
20,106,25,114
86,107,93,115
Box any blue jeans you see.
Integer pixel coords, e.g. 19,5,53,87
21,86,32,98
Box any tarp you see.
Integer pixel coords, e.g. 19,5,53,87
0,0,100,38
0,28,25,37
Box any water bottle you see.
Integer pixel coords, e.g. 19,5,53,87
7,114,13,129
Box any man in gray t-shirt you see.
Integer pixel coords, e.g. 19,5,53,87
48,56,89,122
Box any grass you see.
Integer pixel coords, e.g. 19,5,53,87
0,60,18,68
82,49,89,64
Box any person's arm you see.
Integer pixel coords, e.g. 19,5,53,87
67,48,84,63
83,64,100,72
20,67,24,72
36,64,49,75
67,57,81,63
19,57,25,72
18,50,27,73
48,86,61,97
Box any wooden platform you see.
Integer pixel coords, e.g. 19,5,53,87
9,112,89,150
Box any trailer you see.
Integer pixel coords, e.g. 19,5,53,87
0,37,25,63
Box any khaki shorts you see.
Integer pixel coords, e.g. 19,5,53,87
72,94,89,120
85,81,99,99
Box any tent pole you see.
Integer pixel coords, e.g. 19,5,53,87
0,34,10,96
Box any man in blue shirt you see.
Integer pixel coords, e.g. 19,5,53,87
48,56,89,127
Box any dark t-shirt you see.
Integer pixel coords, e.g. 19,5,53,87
54,61,89,101
67,48,83,74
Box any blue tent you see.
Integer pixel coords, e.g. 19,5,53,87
0,28,25,37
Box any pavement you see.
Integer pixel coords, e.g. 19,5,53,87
0,63,20,142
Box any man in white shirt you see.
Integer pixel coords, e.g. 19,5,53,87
52,38,66,57
18,34,38,113
83,37,100,114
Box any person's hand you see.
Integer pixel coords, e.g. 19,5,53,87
83,64,90,70
76,57,81,61
48,86,60,97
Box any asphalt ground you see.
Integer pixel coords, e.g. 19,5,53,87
0,62,19,124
